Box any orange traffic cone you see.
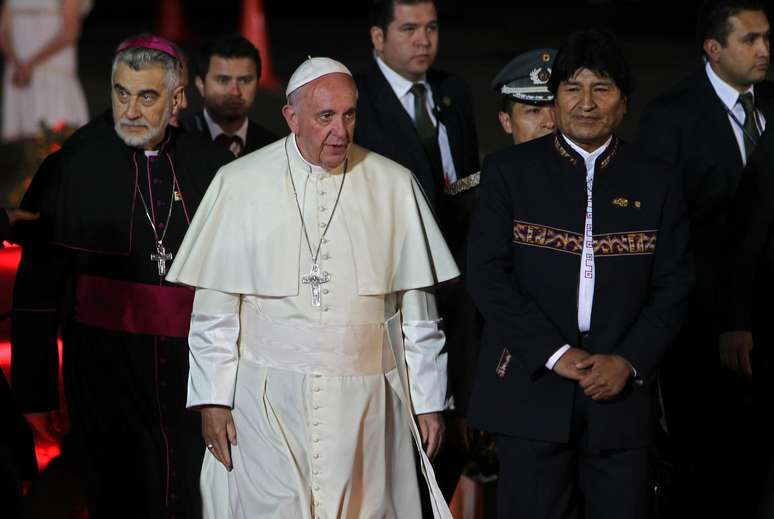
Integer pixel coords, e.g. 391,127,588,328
156,0,189,43
241,0,281,89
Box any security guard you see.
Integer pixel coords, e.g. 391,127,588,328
492,48,557,145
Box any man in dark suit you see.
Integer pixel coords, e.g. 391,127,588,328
353,0,479,212
353,0,481,501
720,126,774,518
182,35,276,157
467,28,693,519
636,1,772,516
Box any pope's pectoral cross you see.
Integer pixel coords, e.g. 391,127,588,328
301,263,330,307
151,241,173,276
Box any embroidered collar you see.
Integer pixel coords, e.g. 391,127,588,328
553,133,619,170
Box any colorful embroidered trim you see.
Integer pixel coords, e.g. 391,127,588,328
553,135,619,170
512,220,657,256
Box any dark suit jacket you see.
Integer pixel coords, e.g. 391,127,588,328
466,134,693,450
353,59,480,212
636,70,774,325
354,59,481,413
723,127,774,334
181,110,277,156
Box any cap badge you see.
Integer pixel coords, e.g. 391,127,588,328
542,52,551,63
530,67,551,86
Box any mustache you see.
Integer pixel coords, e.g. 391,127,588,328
118,116,152,129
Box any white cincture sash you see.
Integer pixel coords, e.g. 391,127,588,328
240,311,396,376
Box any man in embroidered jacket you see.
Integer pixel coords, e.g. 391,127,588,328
167,57,459,519
466,29,693,519
11,35,232,518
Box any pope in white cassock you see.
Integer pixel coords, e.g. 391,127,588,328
166,57,459,518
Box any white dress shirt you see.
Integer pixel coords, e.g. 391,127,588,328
705,61,766,166
375,55,458,184
545,135,611,370
202,108,249,156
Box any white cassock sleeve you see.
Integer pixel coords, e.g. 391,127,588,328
186,288,241,409
401,289,448,415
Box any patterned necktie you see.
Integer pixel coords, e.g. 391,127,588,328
738,92,760,158
214,133,244,157
409,83,445,191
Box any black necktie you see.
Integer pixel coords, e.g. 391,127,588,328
409,83,445,193
214,133,244,157
738,92,760,158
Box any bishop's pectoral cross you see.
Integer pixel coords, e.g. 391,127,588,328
151,241,173,277
302,263,330,307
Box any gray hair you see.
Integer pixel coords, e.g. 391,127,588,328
111,41,181,89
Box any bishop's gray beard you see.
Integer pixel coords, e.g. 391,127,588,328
114,107,171,148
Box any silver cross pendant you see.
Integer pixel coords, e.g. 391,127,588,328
301,263,330,307
150,241,173,277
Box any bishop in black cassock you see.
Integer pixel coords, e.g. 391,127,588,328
10,36,231,519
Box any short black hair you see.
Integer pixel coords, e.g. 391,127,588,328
697,0,767,57
196,34,262,78
369,0,437,33
547,28,633,101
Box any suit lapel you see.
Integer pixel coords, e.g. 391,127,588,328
195,112,214,140
428,72,463,177
696,72,745,171
367,60,434,187
369,62,422,152
245,120,257,152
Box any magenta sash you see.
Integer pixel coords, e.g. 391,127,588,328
75,275,194,338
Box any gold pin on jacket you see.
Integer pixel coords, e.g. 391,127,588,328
612,197,629,207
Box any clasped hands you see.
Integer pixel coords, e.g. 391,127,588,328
553,347,633,401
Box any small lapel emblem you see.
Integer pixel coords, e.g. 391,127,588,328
634,200,642,209
496,348,512,378
174,191,182,202
612,197,628,208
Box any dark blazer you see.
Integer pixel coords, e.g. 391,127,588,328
723,126,774,334
353,59,480,212
466,134,693,450
636,70,774,320
354,59,481,414
181,110,277,156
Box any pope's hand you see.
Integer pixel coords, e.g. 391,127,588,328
417,411,445,460
200,405,237,471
